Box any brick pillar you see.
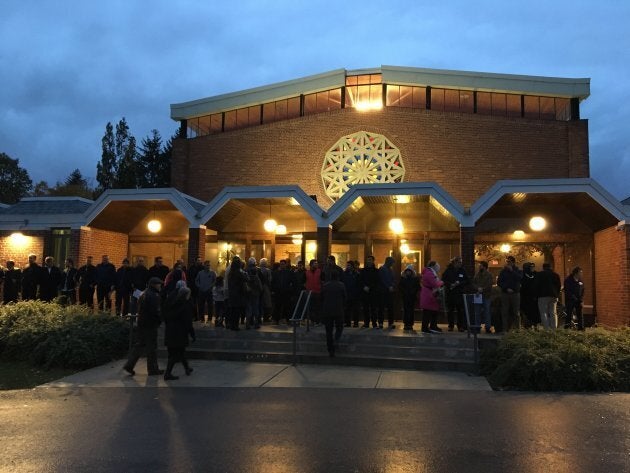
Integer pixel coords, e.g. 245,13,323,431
316,226,332,266
69,229,81,266
187,226,206,267
460,226,475,277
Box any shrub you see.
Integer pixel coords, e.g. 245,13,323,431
0,301,128,370
480,328,630,392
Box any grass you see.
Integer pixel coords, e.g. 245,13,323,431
0,360,78,390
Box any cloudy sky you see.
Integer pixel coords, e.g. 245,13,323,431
1,1,629,199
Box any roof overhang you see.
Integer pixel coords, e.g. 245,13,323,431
469,178,629,227
325,182,466,225
198,186,326,227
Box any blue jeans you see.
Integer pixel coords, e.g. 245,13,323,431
474,298,492,330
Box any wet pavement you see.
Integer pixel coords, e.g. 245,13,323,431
0,360,628,472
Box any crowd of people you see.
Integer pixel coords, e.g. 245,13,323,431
1,251,586,371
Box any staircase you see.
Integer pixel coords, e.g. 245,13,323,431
160,324,489,373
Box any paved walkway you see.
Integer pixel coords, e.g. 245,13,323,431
40,359,492,390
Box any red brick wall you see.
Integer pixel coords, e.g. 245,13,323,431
594,225,630,327
78,227,129,267
0,231,46,268
172,107,589,209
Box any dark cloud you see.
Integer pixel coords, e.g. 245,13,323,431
1,0,629,199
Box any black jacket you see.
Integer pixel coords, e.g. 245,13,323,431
137,286,162,329
76,264,97,288
536,269,561,298
40,265,62,302
163,290,195,348
3,268,21,303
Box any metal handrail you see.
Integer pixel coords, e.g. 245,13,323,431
462,293,482,364
289,290,312,366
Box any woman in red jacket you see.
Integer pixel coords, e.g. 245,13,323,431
420,261,445,334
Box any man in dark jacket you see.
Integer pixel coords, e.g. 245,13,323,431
342,261,362,327
271,259,294,324
536,262,561,330
497,255,522,332
40,256,62,302
76,256,97,309
21,254,41,300
3,260,21,303
378,256,397,329
123,277,164,376
442,256,470,331
96,255,116,312
129,257,150,314
564,266,585,330
360,255,380,328
399,266,420,332
60,258,78,305
321,270,347,357
148,256,170,282
115,258,132,316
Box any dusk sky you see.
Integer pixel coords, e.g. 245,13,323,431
1,1,629,199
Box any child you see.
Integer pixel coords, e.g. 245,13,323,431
213,276,226,327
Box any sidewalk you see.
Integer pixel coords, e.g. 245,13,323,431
40,359,492,391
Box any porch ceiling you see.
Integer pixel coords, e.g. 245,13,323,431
476,192,619,233
89,200,190,236
205,197,317,234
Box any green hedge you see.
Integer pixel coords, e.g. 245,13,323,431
480,328,630,392
0,301,129,369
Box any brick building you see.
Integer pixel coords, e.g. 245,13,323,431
1,66,628,326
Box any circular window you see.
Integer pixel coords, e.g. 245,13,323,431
321,131,405,201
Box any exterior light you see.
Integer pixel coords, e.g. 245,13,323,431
529,216,546,231
400,242,410,254
389,218,404,234
306,241,317,253
500,244,511,253
9,232,28,247
147,219,161,233
275,224,287,235
263,218,277,233
513,230,526,240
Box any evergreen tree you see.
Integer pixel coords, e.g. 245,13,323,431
116,135,138,188
31,180,50,196
156,129,180,187
138,129,164,187
0,152,33,204
96,122,116,190
49,169,94,199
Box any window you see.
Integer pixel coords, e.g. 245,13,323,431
51,229,71,265
345,74,382,109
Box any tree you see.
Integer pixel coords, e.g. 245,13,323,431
48,169,94,199
96,122,116,190
31,180,50,197
138,129,169,187
0,152,33,204
116,135,138,188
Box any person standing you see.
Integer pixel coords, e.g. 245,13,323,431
148,256,170,282
472,261,494,334
378,256,397,330
536,262,561,330
187,256,204,320
115,258,132,316
258,258,273,322
163,281,196,380
246,259,263,329
76,256,97,309
227,256,248,330
213,276,226,327
497,256,522,332
3,260,21,303
564,266,585,330
40,256,62,302
60,258,78,305
123,277,164,376
420,261,444,334
195,260,217,324
321,270,347,357
342,261,362,328
442,256,470,332
271,259,294,325
399,266,420,332
520,262,540,328
21,254,41,300
305,259,322,325
360,255,380,328
95,255,116,312
128,257,150,314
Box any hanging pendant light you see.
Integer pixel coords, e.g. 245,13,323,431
147,206,161,233
263,201,277,233
388,197,404,234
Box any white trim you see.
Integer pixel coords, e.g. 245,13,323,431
325,182,466,225
469,178,629,224
198,186,326,227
